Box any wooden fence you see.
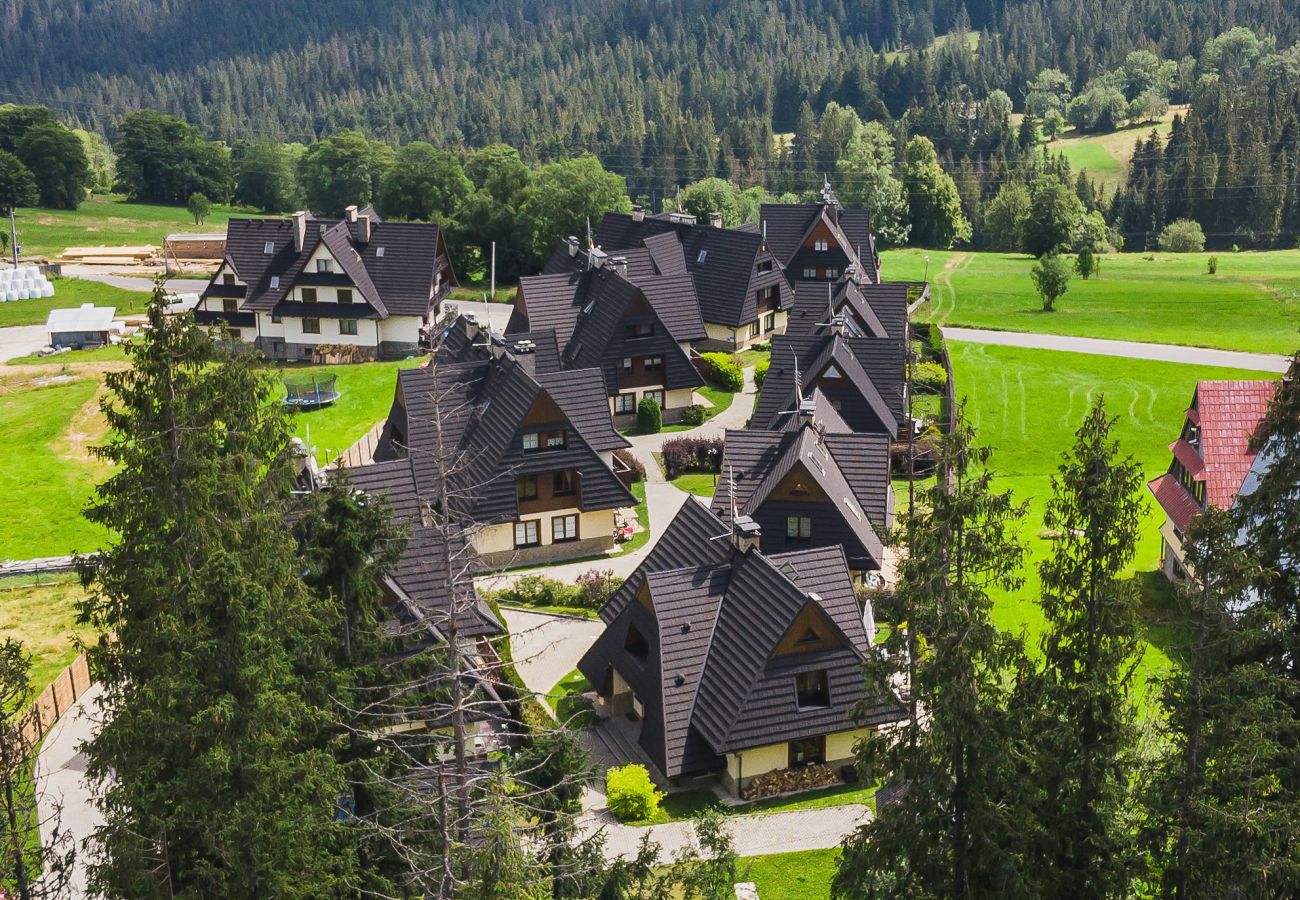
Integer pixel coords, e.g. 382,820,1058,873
21,652,92,749
331,420,387,470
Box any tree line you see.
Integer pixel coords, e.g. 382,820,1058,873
838,382,1300,898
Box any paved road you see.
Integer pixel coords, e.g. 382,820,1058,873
944,327,1292,373
60,265,209,295
35,683,104,899
498,607,605,706
0,324,48,361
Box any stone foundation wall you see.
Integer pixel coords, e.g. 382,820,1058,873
255,338,379,362
612,406,688,429
475,534,613,572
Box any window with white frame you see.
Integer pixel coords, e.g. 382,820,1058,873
814,239,828,251
614,393,636,414
514,520,540,547
803,267,817,279
552,514,578,542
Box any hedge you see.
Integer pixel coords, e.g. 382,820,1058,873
605,764,664,822
754,358,770,389
699,352,743,392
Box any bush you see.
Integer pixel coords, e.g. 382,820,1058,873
754,358,770,389
605,764,664,822
911,360,948,392
680,404,708,426
613,448,645,482
699,352,743,392
495,575,582,609
1207,255,1218,275
575,570,621,610
1031,252,1071,312
1157,218,1206,253
637,396,662,434
661,435,725,480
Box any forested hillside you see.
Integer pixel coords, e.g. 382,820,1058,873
3,0,1294,152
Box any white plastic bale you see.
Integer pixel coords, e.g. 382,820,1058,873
39,284,54,298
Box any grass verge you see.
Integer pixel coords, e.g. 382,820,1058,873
0,277,151,329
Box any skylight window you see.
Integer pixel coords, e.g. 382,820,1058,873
697,249,708,263
270,276,280,289
376,247,386,257
263,241,274,254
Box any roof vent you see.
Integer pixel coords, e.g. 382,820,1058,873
611,256,628,278
512,339,536,354
681,622,692,634
674,674,685,686
567,236,580,257
345,205,359,223
632,204,645,223
731,514,762,553
589,247,608,269
292,210,307,253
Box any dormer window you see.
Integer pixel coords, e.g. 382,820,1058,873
814,239,828,252
317,258,333,273
795,669,830,709
758,259,773,272
1187,425,1200,448
627,323,654,339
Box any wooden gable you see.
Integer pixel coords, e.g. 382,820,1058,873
522,388,567,428
769,461,830,503
773,599,847,657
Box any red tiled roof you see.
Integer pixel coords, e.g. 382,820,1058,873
1169,438,1205,481
1147,474,1201,533
1194,380,1278,507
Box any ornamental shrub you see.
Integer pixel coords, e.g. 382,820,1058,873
605,764,664,822
496,575,582,609
661,436,724,480
754,358,770,389
700,352,743,392
680,404,707,426
575,569,621,610
910,360,948,392
637,396,662,434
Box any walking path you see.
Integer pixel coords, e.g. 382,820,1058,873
579,802,869,859
498,607,604,703
943,327,1291,373
35,683,105,899
0,324,49,362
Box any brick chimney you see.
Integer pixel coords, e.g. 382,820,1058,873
631,204,645,223
345,205,359,223
709,212,723,229
358,212,372,244
567,236,580,257
292,211,307,253
611,256,628,278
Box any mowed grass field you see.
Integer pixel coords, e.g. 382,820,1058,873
13,194,257,259
903,249,1300,355
0,277,150,329
949,342,1275,697
1044,110,1180,191
0,354,421,560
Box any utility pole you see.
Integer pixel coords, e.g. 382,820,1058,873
490,241,496,301
8,210,17,268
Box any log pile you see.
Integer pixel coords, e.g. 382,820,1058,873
60,245,159,266
742,763,839,800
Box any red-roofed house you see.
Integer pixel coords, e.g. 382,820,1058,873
1148,379,1278,581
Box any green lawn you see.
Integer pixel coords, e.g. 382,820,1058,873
281,358,424,464
0,277,150,329
545,669,599,728
0,576,94,695
8,345,127,366
671,472,717,497
618,481,651,554
950,342,1274,700
746,780,876,814
743,849,839,900
13,194,256,258
659,384,741,433
916,250,1300,354
0,376,110,560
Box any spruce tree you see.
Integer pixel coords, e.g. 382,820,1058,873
836,415,1034,898
1021,398,1145,898
1142,506,1300,897
78,289,355,897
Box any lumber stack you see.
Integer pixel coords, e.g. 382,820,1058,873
60,245,159,265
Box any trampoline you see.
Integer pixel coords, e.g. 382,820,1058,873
283,373,341,409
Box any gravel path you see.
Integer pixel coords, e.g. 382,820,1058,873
498,607,604,704
943,327,1291,373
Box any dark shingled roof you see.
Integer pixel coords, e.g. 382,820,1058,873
590,212,792,328
512,265,703,395
341,462,503,640
788,280,909,341
578,504,902,778
209,213,454,320
754,332,905,437
434,315,562,377
367,354,634,527
759,199,881,283
712,424,890,569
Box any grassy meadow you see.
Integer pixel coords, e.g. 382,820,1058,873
13,194,257,259
0,576,95,695
0,277,150,329
1043,108,1181,191
948,342,1276,698
883,248,1300,355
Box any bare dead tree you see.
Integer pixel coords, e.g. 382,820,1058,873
0,639,75,900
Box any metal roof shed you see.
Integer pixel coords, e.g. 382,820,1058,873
46,303,116,349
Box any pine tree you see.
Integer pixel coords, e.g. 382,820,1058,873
78,288,355,897
1020,398,1145,898
836,414,1034,898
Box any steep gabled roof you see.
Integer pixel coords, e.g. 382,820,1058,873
216,215,452,319
434,315,561,376
769,387,851,434
600,497,733,624
1194,380,1278,507
787,280,909,340
759,201,880,282
537,368,631,452
593,212,791,328
712,425,889,563
753,333,905,437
